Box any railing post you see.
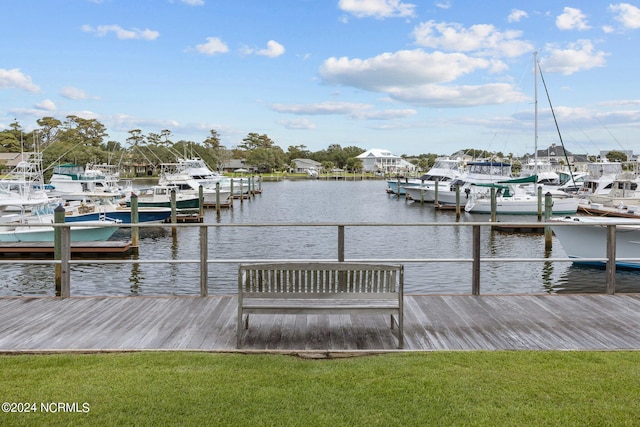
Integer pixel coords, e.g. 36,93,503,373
60,225,71,298
54,205,65,297
199,185,204,218
338,225,345,262
606,224,616,295
472,225,480,295
200,224,208,297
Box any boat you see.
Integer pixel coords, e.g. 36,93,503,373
159,163,231,206
0,201,121,242
0,152,53,212
402,157,464,202
126,185,200,209
62,195,172,224
425,161,514,205
549,216,640,269
386,177,421,195
578,162,640,208
465,52,579,215
464,175,579,215
48,163,126,201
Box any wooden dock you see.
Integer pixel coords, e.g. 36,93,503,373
2,294,640,353
0,241,133,257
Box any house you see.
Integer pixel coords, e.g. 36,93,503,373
0,152,30,174
290,158,321,174
356,148,416,173
220,159,257,173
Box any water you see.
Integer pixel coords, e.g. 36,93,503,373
1,179,639,296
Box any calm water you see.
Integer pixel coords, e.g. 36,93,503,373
2,179,639,296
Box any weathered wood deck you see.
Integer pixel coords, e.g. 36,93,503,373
1,294,640,353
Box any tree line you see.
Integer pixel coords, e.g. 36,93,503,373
0,116,381,177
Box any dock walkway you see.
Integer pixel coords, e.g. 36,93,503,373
2,294,640,353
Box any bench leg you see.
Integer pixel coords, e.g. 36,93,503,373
244,314,249,329
390,315,395,330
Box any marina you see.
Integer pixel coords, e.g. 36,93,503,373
1,179,640,296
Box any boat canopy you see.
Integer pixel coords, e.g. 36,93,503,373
497,175,538,184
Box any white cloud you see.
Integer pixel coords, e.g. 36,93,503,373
556,7,591,31
338,0,416,19
0,68,40,92
541,40,608,75
181,0,204,5
277,118,316,129
412,21,533,58
384,83,527,107
271,101,416,120
35,99,56,111
320,50,495,90
194,37,229,55
61,86,94,100
610,3,640,29
256,40,286,58
81,24,159,40
271,101,372,115
507,9,528,23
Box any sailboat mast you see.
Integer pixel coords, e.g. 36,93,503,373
534,51,538,174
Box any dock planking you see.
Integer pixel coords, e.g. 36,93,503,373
2,294,640,352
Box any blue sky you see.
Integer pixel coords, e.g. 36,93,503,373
3,0,640,157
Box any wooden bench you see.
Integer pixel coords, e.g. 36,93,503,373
237,262,404,349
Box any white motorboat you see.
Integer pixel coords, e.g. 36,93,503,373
549,216,640,269
0,152,52,212
402,157,464,202
424,161,514,205
0,201,121,242
464,175,579,215
48,162,125,201
159,163,231,206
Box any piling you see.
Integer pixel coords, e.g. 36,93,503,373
171,189,177,238
215,182,221,216
130,194,139,255
544,192,553,250
537,186,543,221
455,185,461,221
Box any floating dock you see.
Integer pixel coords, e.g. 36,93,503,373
0,241,133,258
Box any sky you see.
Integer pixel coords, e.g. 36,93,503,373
3,1,640,158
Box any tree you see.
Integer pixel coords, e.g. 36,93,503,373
606,150,628,163
36,117,62,147
245,146,286,173
239,133,274,151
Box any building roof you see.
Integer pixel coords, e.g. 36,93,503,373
356,148,401,159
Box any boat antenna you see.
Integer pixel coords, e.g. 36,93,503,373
537,56,575,189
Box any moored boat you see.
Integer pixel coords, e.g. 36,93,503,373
549,216,640,269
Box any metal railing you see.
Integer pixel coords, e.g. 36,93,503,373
2,220,639,298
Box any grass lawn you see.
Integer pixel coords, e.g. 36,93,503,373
1,351,639,426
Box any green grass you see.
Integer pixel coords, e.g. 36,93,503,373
1,351,639,426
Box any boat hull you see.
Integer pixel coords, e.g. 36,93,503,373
550,217,640,269
466,197,579,215
63,209,172,224
0,224,118,242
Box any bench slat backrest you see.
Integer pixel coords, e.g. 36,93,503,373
239,262,403,295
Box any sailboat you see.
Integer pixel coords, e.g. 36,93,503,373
465,52,579,216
